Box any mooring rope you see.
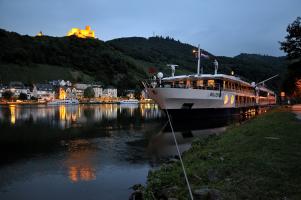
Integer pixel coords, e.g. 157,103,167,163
165,109,194,200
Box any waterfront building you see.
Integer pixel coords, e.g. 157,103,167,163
125,90,135,99
8,82,30,99
102,88,117,98
74,83,102,98
93,87,102,98
66,87,77,99
33,84,55,101
0,84,8,98
49,80,72,87
67,26,95,39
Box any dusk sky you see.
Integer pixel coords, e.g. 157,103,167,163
0,0,300,56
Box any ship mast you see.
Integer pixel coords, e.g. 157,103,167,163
197,45,201,76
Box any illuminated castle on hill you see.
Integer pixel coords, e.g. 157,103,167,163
67,26,95,38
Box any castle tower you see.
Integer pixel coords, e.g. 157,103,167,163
67,25,95,39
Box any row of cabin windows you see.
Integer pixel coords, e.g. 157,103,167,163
235,95,276,105
164,79,254,92
235,96,256,105
169,80,219,90
223,81,253,92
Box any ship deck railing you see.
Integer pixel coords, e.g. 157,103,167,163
143,79,257,97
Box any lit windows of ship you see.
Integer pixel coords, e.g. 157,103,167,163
207,80,215,88
230,95,235,105
224,95,229,105
196,80,203,88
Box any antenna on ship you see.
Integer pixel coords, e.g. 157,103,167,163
256,74,279,86
193,45,201,76
193,44,210,76
213,59,218,75
167,64,178,77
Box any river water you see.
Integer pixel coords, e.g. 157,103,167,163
0,104,238,200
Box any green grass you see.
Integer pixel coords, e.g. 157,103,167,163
145,108,301,200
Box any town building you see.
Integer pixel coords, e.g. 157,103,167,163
33,84,55,101
49,80,72,87
102,88,117,98
0,84,8,98
74,83,102,98
8,82,31,99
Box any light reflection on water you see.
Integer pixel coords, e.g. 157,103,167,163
0,103,165,200
0,104,258,200
0,103,161,129
66,139,97,182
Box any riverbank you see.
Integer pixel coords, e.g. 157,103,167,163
144,107,301,200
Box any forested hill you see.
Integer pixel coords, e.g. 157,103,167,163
107,36,212,73
0,29,146,91
108,37,287,91
0,28,287,92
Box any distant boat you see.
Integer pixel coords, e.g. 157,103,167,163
47,99,79,105
119,99,139,104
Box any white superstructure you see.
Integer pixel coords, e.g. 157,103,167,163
143,46,276,112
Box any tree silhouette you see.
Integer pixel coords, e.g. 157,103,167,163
84,87,95,99
19,93,28,100
280,17,301,98
280,17,301,60
2,91,13,100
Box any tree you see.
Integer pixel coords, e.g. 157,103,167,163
19,93,28,100
280,17,301,60
2,91,13,100
280,17,301,98
84,87,95,99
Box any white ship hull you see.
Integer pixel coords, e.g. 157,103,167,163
146,87,256,110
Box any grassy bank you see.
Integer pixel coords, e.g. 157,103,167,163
144,108,301,200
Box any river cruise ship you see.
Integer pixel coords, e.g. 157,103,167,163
143,47,276,120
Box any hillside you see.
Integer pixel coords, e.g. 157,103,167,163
0,29,287,92
0,29,147,91
108,37,287,91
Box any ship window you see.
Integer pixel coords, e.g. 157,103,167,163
192,81,197,88
178,80,184,88
226,81,229,89
208,80,215,88
259,90,268,97
186,79,191,88
196,80,203,87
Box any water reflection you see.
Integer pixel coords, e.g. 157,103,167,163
148,125,227,159
65,139,97,182
0,104,264,200
0,103,161,129
9,105,16,124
